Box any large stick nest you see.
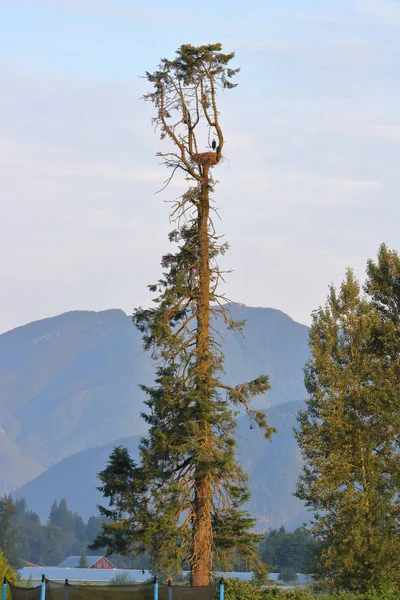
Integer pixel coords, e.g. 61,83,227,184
191,152,219,167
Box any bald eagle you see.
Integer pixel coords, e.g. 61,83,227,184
212,139,217,151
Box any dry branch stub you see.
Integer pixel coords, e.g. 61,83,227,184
192,152,220,167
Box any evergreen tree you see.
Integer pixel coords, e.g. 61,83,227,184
259,526,317,572
92,44,273,585
90,447,145,555
49,498,87,543
78,548,89,568
13,499,42,564
49,499,71,531
295,265,400,592
87,516,107,546
41,524,65,566
10,495,110,567
0,496,22,568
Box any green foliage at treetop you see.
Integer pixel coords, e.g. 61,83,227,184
295,244,400,593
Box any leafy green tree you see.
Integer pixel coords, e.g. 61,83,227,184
40,524,65,566
12,495,111,566
0,548,17,585
49,499,70,530
0,496,22,568
365,243,400,324
92,44,273,586
15,505,42,565
259,527,316,572
49,498,87,545
295,265,400,592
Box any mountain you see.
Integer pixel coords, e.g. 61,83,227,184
0,304,309,495
12,401,308,530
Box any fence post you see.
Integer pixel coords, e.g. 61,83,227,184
40,575,46,600
153,577,158,600
64,579,69,600
219,579,224,600
2,577,7,600
167,579,172,600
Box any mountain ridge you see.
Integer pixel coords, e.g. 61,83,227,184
2,305,307,337
0,303,310,519
12,400,308,530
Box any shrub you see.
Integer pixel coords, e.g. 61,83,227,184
223,579,264,600
108,572,134,585
0,549,17,585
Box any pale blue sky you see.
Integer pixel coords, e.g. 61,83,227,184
1,0,400,332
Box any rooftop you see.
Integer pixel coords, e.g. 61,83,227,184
19,567,151,583
19,568,309,586
57,556,106,568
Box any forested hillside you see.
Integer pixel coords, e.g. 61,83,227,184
2,494,312,570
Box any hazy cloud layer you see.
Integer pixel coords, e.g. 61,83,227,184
1,0,400,332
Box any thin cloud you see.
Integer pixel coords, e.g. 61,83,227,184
357,0,400,26
373,124,400,142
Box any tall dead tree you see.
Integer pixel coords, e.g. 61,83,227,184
92,44,274,586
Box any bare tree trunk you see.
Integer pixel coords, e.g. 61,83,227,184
191,167,212,586
192,477,212,585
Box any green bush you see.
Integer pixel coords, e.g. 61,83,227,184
223,579,264,600
0,549,17,585
220,578,400,600
108,572,135,585
0,550,18,600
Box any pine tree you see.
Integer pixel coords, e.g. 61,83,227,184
0,496,22,569
78,548,89,568
295,266,400,592
92,44,273,586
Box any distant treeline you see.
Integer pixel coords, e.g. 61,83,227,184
0,495,315,575
1,496,104,567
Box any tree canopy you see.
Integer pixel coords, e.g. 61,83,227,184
0,496,22,569
9,496,107,567
295,247,400,592
259,526,317,573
